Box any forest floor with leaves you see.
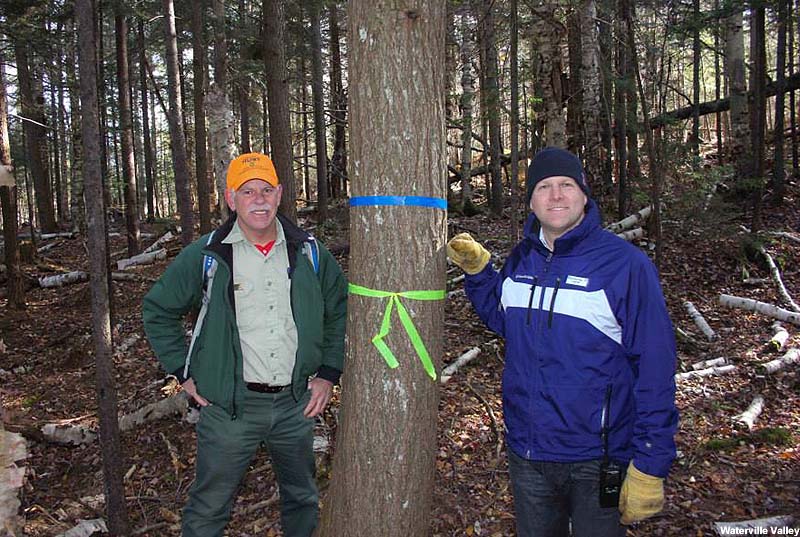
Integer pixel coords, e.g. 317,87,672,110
2,179,800,537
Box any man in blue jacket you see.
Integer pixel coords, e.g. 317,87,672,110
447,147,678,536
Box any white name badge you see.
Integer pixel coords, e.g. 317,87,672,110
565,275,589,287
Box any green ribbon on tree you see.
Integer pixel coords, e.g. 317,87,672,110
348,283,445,381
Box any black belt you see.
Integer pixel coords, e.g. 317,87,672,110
246,382,291,394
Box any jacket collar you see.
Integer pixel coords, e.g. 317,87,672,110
523,199,602,255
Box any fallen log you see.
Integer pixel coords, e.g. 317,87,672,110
441,347,481,384
757,348,800,375
116,248,166,270
759,246,800,312
39,271,154,288
684,301,717,341
38,271,88,288
142,231,175,254
651,71,800,128
732,394,764,430
719,294,800,326
615,227,643,242
691,357,727,370
675,364,736,382
42,392,191,446
55,518,107,537
768,322,789,352
0,424,28,536
606,206,652,234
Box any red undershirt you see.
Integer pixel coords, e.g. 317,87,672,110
254,241,275,256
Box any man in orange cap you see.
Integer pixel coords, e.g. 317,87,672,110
144,152,347,537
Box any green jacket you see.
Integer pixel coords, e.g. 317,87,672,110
142,214,347,417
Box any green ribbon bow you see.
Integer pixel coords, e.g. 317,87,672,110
348,283,445,381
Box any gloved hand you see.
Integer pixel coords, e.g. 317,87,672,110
619,462,664,524
447,232,491,275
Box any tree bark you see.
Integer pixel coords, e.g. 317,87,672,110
263,0,297,222
14,36,57,233
580,0,603,187
67,22,86,233
532,3,566,147
163,0,195,245
510,0,520,237
614,0,629,218
192,0,213,233
750,6,766,231
481,0,503,216
457,8,475,214
773,0,788,203
318,1,446,534
76,0,131,533
309,2,328,224
137,21,156,221
726,7,749,177
691,0,700,156
0,57,25,309
115,13,141,256
210,0,234,219
329,3,347,198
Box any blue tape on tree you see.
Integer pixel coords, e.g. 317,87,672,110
349,195,447,211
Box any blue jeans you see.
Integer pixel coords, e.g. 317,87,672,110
507,449,627,537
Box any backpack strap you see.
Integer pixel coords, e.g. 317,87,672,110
183,231,217,379
302,236,320,275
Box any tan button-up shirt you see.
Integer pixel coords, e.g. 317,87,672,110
223,219,298,385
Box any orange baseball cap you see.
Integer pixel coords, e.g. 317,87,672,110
226,152,279,190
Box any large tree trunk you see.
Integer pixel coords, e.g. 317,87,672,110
726,7,749,177
318,1,446,535
67,23,85,233
457,8,475,214
210,0,234,219
14,37,57,233
750,6,766,231
163,0,195,245
580,0,603,187
263,0,297,222
566,9,582,153
192,0,213,233
75,0,131,533
533,2,566,147
309,2,328,224
115,13,141,256
0,57,25,309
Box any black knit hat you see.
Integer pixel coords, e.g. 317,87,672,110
526,147,590,203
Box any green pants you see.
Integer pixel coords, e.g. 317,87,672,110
182,389,317,537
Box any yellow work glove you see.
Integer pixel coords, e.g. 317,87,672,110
446,233,491,275
619,462,664,524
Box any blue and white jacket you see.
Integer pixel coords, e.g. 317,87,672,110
465,200,678,477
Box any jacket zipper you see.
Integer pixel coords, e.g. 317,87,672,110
547,277,561,328
526,277,539,325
